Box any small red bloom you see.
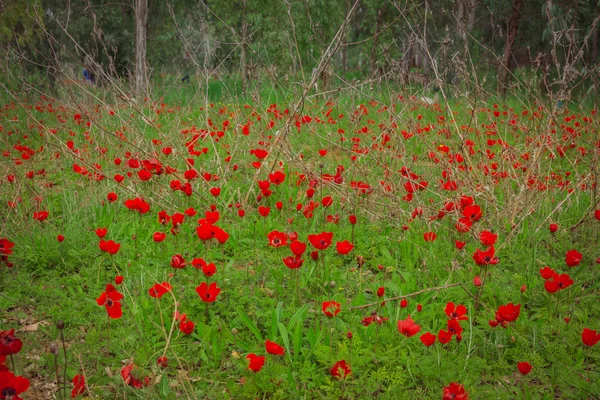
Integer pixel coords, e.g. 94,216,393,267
397,315,421,337
445,302,468,321
400,299,408,308
322,301,341,318
290,240,307,256
179,319,195,335
442,382,468,400
115,276,123,285
95,228,108,238
308,232,334,250
148,282,172,298
170,254,186,269
157,357,168,369
196,281,221,303
549,223,558,233
282,256,304,269
423,231,437,242
479,230,497,246
33,210,49,221
376,286,385,297
267,231,288,248
98,239,120,255
565,249,582,267
335,240,354,255
246,353,266,372
517,362,532,375
71,374,85,398
0,371,30,399
265,340,285,355
330,360,351,380
582,328,600,347
419,332,436,347
0,329,23,355
57,235,65,242
96,284,124,319
473,246,499,266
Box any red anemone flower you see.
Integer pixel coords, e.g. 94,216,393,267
335,240,354,255
265,340,285,355
517,362,532,375
98,240,120,255
565,249,582,267
419,332,436,347
196,282,221,303
472,246,499,266
322,301,341,318
445,302,468,321
290,240,307,256
170,254,186,268
282,256,304,269
308,232,334,250
148,282,172,298
330,360,351,380
0,371,30,400
397,315,421,337
582,328,600,347
71,374,86,398
267,231,288,248
96,284,124,319
247,353,266,372
0,329,23,355
442,382,468,400
478,230,498,246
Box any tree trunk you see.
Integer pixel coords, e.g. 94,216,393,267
134,0,148,97
498,0,524,96
370,7,384,77
467,0,477,31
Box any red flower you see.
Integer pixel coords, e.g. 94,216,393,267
447,320,463,336
98,240,120,255
196,282,221,303
549,223,558,233
479,230,497,246
202,262,217,277
57,235,65,243
335,240,354,255
455,240,466,250
246,354,266,372
282,256,304,269
419,332,436,347
170,254,186,269
179,319,194,334
308,232,334,250
330,360,351,380
582,328,600,347
348,215,357,225
124,197,150,214
94,228,108,238
438,329,452,344
269,171,286,185
362,313,388,326
258,206,270,217
397,315,421,337
539,266,555,279
517,362,532,375
473,276,482,286
107,192,118,202
265,340,285,355
157,357,168,369
33,210,49,221
400,299,408,308
376,286,385,297
462,204,482,221
96,284,124,319
71,374,85,398
290,240,307,256
153,232,166,243
491,303,521,327
148,282,172,298
115,275,123,285
0,238,15,256
423,232,437,242
442,382,468,400
544,272,573,293
121,364,149,388
595,210,600,220
472,246,499,266
0,329,23,355
267,231,288,248
445,302,468,321
322,301,341,318
565,249,582,267
0,371,30,399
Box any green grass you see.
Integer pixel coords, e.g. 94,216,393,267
0,83,599,399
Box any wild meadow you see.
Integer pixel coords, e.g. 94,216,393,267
0,80,598,399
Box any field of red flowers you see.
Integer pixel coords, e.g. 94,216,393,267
1,92,599,399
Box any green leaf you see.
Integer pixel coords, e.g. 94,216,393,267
237,308,263,342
